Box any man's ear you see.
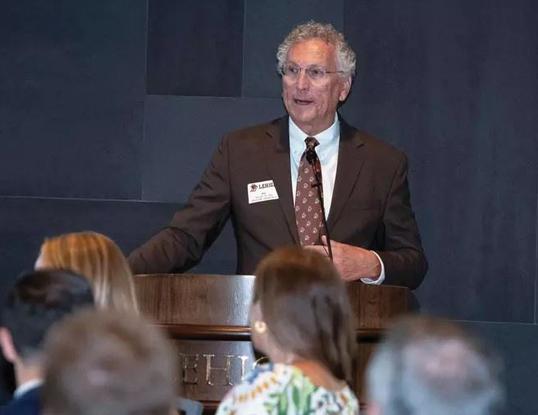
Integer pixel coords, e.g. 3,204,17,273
338,76,352,102
0,327,19,364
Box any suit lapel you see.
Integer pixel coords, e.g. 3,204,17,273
327,117,366,229
263,116,300,243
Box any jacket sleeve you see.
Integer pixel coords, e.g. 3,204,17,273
375,154,428,289
128,135,232,274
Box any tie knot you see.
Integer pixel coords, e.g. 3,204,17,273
305,136,319,150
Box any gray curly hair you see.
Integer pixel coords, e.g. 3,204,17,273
276,21,357,78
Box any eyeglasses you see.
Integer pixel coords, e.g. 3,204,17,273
280,62,345,82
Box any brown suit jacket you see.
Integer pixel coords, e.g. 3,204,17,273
128,116,427,289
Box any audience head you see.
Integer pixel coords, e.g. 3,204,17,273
0,269,94,367
251,246,356,382
42,309,177,415
35,231,139,313
366,315,504,415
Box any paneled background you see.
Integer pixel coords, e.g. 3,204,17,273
1,1,537,413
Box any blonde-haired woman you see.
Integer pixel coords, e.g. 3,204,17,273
35,231,139,313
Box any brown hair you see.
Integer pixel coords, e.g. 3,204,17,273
37,232,139,313
42,309,177,415
253,247,356,382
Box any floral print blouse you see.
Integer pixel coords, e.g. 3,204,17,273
216,363,359,415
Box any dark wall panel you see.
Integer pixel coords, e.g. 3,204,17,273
0,0,146,199
343,0,538,322
142,95,284,202
242,0,343,97
463,321,538,415
146,0,244,96
0,197,236,300
0,197,174,297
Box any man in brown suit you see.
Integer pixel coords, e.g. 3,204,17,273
129,21,427,289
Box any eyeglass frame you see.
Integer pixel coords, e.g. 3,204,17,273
279,62,346,82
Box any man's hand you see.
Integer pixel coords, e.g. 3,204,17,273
306,236,381,281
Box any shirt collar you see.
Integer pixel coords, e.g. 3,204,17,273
289,114,340,159
289,113,339,144
14,378,42,398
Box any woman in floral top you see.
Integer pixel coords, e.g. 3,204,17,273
216,247,359,415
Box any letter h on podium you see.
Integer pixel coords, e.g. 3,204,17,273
204,354,233,386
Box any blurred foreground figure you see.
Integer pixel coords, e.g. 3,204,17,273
0,270,94,415
366,316,505,415
42,309,177,415
216,247,359,414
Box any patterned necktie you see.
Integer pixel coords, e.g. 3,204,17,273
295,136,325,245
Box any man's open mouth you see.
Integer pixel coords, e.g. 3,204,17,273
294,98,313,105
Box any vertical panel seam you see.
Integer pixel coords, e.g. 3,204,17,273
534,184,538,324
240,0,247,97
141,0,150,201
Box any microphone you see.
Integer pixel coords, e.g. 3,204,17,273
306,147,317,165
305,150,333,261
306,148,322,186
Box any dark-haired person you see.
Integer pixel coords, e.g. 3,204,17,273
0,270,94,415
129,21,427,290
366,316,504,415
42,309,177,415
216,247,359,414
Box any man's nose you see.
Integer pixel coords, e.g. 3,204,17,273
296,69,310,90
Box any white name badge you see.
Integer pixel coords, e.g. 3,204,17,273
247,180,279,204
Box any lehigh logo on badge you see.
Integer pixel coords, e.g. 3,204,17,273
247,180,278,204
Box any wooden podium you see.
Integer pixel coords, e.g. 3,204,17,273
134,274,409,411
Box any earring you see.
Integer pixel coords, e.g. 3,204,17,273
253,320,267,334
